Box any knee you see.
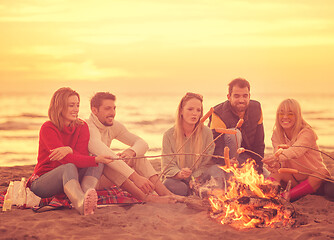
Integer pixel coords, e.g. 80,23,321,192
62,163,79,184
163,179,189,196
63,163,77,171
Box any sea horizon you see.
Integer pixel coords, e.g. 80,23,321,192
1,85,333,167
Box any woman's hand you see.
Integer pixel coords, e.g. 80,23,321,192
262,155,276,165
262,155,280,173
95,155,114,164
49,146,73,161
175,168,192,179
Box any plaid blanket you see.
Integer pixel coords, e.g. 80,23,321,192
0,186,140,212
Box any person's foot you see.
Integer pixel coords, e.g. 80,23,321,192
83,188,98,215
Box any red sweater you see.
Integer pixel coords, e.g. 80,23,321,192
28,120,97,185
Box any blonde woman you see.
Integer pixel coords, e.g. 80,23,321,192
262,99,330,201
161,92,221,196
27,87,112,215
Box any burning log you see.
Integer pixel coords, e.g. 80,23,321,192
207,159,297,229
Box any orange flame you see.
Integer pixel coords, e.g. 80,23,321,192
209,160,293,229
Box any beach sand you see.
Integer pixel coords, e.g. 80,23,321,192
1,153,334,240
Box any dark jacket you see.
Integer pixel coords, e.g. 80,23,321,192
208,100,265,171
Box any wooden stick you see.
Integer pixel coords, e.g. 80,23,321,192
156,107,214,182
190,131,225,170
278,168,334,183
200,107,214,123
110,153,226,161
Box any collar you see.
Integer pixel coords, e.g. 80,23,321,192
89,113,108,131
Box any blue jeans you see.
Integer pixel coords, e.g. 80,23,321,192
224,128,253,165
30,163,104,198
163,164,228,196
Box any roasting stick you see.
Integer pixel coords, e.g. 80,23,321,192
273,147,332,180
278,168,334,183
190,118,243,170
106,153,226,161
236,148,264,161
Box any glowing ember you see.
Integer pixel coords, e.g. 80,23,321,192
208,160,295,229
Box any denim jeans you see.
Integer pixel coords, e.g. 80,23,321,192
30,163,103,198
163,164,228,196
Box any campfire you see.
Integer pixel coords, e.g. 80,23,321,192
207,159,296,229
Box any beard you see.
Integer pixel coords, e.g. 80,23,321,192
232,103,248,113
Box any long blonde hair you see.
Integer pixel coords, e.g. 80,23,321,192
274,98,315,143
174,92,204,169
48,87,82,131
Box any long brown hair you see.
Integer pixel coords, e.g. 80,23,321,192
274,98,315,143
174,92,204,169
48,87,82,130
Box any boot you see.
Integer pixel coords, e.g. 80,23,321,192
288,179,315,202
63,179,97,215
81,176,99,193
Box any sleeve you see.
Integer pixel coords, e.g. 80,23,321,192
87,121,135,178
39,123,97,168
280,128,317,160
114,122,149,157
161,130,181,178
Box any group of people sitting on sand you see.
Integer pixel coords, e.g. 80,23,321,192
26,77,333,215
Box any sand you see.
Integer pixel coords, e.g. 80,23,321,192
1,153,334,240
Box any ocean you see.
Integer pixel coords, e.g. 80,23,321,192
1,86,334,167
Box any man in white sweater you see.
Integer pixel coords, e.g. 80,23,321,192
87,92,174,202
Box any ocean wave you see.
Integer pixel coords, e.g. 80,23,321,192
0,121,40,130
130,118,174,126
19,113,46,118
307,117,334,121
1,135,38,139
0,151,36,155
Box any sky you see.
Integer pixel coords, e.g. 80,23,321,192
1,0,334,94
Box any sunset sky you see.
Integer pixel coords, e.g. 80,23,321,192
1,0,334,94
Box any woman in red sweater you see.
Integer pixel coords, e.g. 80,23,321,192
28,87,112,215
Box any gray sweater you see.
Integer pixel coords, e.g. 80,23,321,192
161,125,215,178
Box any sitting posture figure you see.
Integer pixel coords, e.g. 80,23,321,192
262,99,330,201
28,87,111,215
87,92,174,202
161,92,222,196
209,78,265,174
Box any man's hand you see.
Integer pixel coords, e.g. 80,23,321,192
49,146,73,161
117,149,136,167
129,172,154,194
175,168,192,179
